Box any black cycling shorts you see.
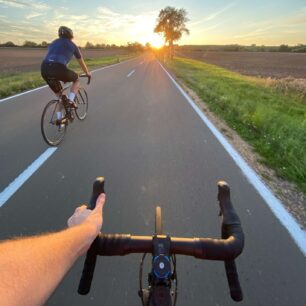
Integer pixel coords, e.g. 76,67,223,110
41,62,78,93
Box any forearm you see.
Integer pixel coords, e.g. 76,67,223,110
0,223,96,306
77,57,89,74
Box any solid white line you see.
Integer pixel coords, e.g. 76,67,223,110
0,148,57,207
0,86,48,104
159,61,306,257
0,57,139,104
127,69,135,77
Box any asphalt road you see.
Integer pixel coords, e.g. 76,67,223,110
0,54,305,306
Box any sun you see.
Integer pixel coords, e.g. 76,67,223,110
148,33,164,49
129,16,164,49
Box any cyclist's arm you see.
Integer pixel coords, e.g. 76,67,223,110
0,194,105,306
77,57,91,76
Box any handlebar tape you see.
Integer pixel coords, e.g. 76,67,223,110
78,177,105,295
224,260,243,301
88,177,105,209
218,181,244,302
78,238,98,295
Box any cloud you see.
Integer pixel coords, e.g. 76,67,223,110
26,12,44,19
0,0,25,8
190,2,236,27
97,7,120,17
0,0,49,10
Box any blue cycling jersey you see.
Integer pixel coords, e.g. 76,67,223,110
43,38,82,65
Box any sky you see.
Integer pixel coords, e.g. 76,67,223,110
0,0,305,47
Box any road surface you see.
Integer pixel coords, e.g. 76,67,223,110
0,54,305,305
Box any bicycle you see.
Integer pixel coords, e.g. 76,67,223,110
78,177,244,305
41,74,91,146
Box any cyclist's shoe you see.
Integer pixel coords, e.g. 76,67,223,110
68,100,78,109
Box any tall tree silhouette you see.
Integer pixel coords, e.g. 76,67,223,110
154,6,189,58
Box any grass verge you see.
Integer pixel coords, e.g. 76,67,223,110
165,57,306,194
0,54,136,99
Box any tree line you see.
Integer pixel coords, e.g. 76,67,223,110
0,40,146,52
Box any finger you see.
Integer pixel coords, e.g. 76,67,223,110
94,193,106,211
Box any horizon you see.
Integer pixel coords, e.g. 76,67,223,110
0,0,305,47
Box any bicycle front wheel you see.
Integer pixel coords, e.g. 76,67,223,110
41,100,67,146
155,206,162,235
75,88,88,120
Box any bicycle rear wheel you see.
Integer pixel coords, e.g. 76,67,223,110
41,100,67,146
75,87,88,120
155,206,162,235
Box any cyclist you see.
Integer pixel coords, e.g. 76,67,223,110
0,193,105,306
41,26,92,109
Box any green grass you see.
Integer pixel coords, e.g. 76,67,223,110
0,54,136,99
166,57,306,194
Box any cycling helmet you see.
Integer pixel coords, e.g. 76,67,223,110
58,26,74,39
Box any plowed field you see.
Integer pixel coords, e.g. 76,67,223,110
0,48,130,73
175,50,306,79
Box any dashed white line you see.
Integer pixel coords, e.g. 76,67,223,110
159,61,306,257
127,69,135,77
0,148,57,207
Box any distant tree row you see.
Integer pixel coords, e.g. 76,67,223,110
177,44,306,53
0,40,148,52
0,41,49,48
84,41,146,52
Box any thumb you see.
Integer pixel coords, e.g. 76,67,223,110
94,193,106,211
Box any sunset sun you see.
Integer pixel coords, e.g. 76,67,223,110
148,33,164,48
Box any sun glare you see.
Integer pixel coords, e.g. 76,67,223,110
149,34,164,48
129,16,164,49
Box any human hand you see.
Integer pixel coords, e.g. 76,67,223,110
67,193,106,236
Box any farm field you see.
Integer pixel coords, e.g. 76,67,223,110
175,49,306,79
0,47,131,74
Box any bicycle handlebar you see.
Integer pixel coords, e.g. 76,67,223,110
80,74,91,85
78,178,244,302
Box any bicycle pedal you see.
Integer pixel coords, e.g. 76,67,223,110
56,118,68,126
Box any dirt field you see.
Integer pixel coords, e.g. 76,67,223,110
0,47,131,74
175,50,306,79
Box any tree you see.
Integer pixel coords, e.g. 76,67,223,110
23,40,37,47
1,41,16,47
154,6,189,58
85,41,94,49
40,41,48,48
279,44,290,52
127,42,144,52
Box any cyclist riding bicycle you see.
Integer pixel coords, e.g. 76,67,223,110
41,26,92,110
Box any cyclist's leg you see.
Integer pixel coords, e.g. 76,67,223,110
41,62,63,98
41,62,65,124
61,67,79,108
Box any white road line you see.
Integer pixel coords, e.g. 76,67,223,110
0,86,49,104
0,148,57,207
159,61,306,257
0,57,139,104
127,69,135,77
140,61,144,65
